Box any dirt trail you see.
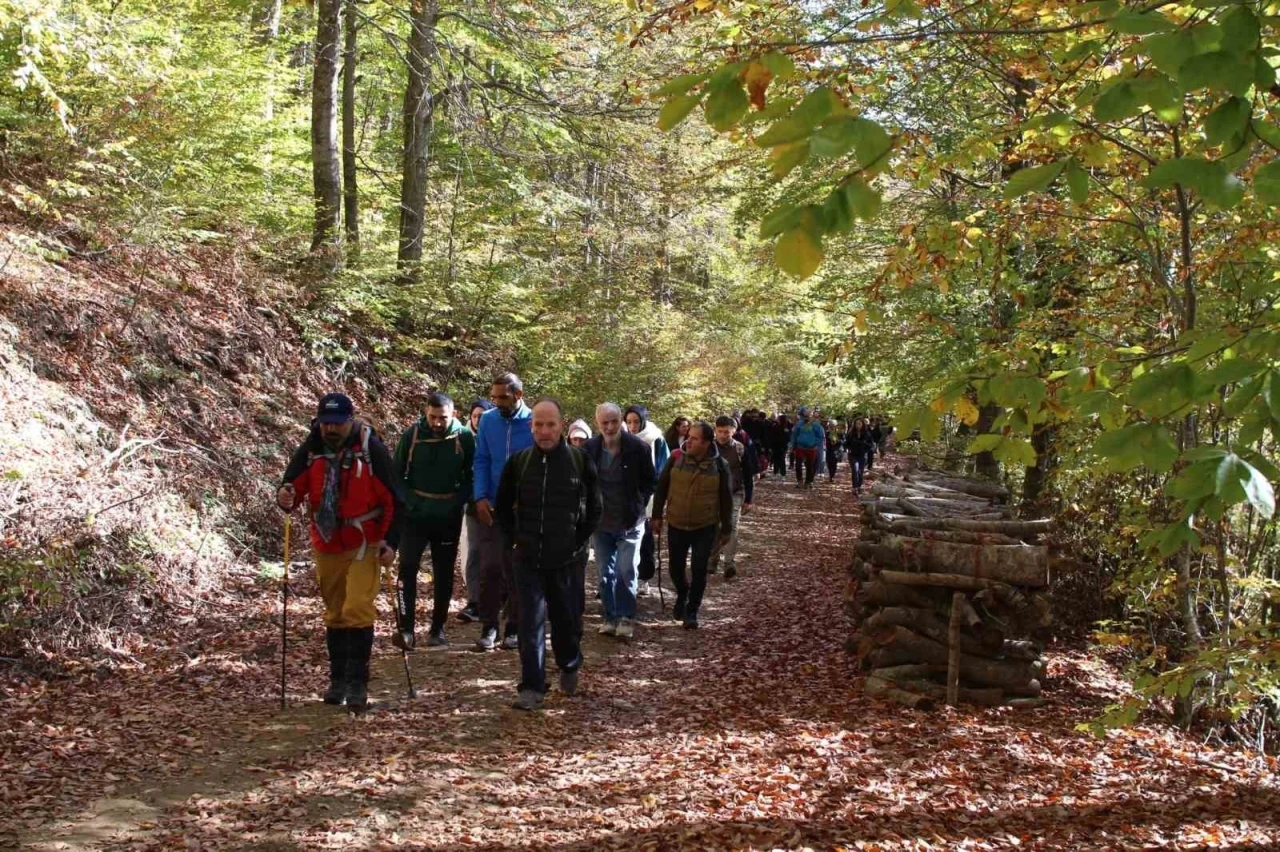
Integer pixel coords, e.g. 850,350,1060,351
12,465,1280,850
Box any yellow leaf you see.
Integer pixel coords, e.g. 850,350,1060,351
741,61,773,110
854,309,868,333
693,0,715,10
929,395,949,414
776,226,823,280
954,396,980,426
768,140,809,179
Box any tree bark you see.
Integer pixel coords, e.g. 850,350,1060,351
310,0,343,252
875,514,1052,539
397,0,440,267
855,536,1049,587
905,471,1009,501
865,625,1042,688
341,0,359,246
863,605,1003,655
864,676,937,710
947,592,963,706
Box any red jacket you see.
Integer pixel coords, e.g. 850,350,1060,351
283,424,399,555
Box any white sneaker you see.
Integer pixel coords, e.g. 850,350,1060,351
637,581,651,598
616,618,634,639
598,621,616,636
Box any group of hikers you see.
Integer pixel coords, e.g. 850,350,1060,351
275,375,891,712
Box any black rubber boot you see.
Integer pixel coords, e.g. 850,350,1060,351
323,628,347,705
345,626,374,713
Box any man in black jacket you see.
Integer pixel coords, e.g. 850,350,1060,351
583,403,656,639
496,398,603,711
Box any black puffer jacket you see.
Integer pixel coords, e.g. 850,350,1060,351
496,439,602,571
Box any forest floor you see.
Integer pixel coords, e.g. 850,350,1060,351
5,462,1280,850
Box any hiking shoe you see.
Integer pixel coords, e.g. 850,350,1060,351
322,679,346,706
560,669,579,696
473,627,498,652
724,564,737,580
323,628,347,705
501,633,519,651
511,689,544,711
392,630,416,652
683,613,700,630
426,629,448,647
457,603,479,623
616,618,634,639
637,581,651,598
672,599,686,621
598,621,617,636
708,561,719,575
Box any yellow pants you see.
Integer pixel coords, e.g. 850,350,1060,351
314,548,380,628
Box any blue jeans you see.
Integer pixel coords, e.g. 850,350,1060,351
593,521,644,622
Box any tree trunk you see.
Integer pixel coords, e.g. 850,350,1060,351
864,676,937,710
865,625,1042,688
862,605,1003,655
874,514,1052,540
341,0,359,246
904,472,1009,501
310,0,343,252
855,536,1049,587
973,401,1002,480
397,0,440,267
947,592,963,706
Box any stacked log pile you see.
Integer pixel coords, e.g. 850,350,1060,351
845,466,1054,710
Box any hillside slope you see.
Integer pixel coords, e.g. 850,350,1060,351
0,226,420,662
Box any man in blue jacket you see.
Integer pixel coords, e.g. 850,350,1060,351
472,373,534,651
789,406,825,489
584,403,656,639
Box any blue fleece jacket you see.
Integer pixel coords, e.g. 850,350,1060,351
789,417,826,450
472,401,534,504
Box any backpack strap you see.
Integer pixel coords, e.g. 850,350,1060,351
403,422,420,478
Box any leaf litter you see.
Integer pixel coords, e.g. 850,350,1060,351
4,461,1279,850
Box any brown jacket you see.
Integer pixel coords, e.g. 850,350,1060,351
652,444,733,534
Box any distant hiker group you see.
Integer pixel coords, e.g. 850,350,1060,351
277,377,891,712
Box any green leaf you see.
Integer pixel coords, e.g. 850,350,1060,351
1143,157,1245,208
1094,423,1179,473
793,87,836,127
658,94,702,131
843,176,882,220
1139,32,1196,77
776,226,823,280
1219,6,1260,54
1110,9,1175,35
821,185,853,233
759,203,802,238
1063,39,1104,63
1215,453,1276,518
653,73,709,97
759,52,795,80
1205,357,1263,388
755,116,813,148
993,436,1037,466
1255,160,1280,206
1146,518,1200,558
1224,372,1267,417
1093,81,1144,122
1204,97,1251,147
1131,74,1183,122
1003,160,1067,199
1177,51,1254,97
704,80,748,132
1066,161,1090,203
853,119,893,172
810,116,861,158
966,434,1003,454
1255,54,1277,90
768,140,810,179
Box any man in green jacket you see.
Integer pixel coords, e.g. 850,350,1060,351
392,392,475,648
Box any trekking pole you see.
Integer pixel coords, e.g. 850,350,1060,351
280,514,291,710
655,525,666,610
385,561,417,699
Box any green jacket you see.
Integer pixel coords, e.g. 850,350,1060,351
393,417,475,520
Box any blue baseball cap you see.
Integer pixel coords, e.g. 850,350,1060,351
316,393,354,424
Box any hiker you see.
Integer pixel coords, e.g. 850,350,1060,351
584,403,656,638
391,392,474,649
473,373,534,652
844,418,875,495
277,393,401,711
709,415,754,579
457,399,496,625
624,404,669,598
565,416,592,638
789,406,825,488
825,420,843,483
868,417,884,470
567,418,592,448
770,413,790,476
664,416,691,454
496,398,602,711
652,421,734,629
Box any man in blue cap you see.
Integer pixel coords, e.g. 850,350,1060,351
277,393,401,711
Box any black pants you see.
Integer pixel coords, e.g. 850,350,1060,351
827,448,839,481
667,524,718,617
398,513,463,634
794,447,818,485
572,546,588,641
771,443,788,475
476,521,518,637
638,520,657,582
514,558,582,695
